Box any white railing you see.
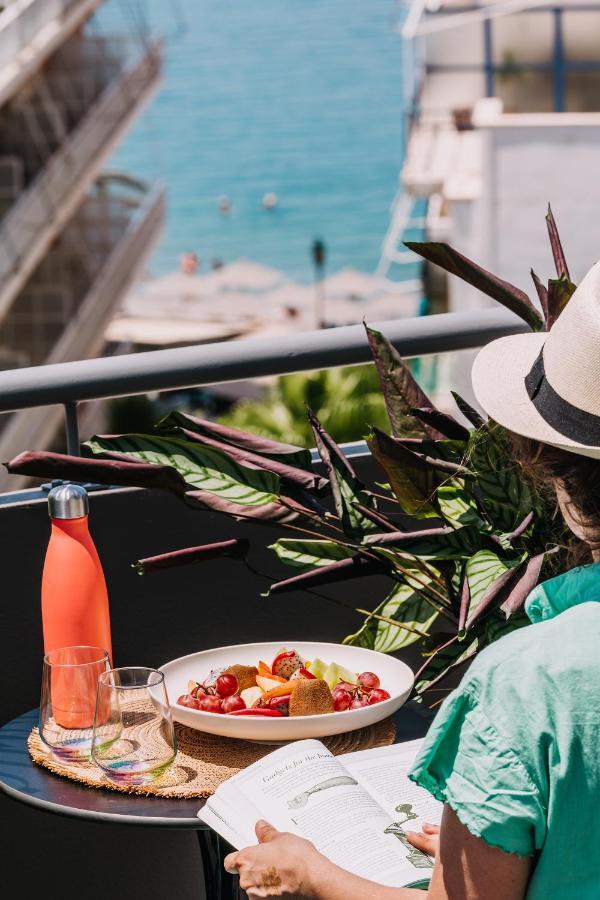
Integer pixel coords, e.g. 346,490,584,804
0,40,161,320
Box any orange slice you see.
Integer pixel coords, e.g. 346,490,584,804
261,680,300,700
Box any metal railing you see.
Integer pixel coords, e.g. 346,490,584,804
0,307,529,456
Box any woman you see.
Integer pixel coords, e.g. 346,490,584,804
224,263,600,898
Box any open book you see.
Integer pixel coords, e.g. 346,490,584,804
199,738,442,889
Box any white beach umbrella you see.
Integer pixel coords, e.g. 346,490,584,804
200,258,286,293
322,267,390,300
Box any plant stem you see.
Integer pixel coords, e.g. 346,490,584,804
354,607,430,638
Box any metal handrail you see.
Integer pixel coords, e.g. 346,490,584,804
0,310,529,451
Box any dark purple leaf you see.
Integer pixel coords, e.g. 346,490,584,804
159,421,328,495
351,502,398,532
367,427,440,518
364,526,455,547
4,450,188,495
156,411,312,468
411,407,470,442
185,489,301,524
458,571,471,633
531,269,550,329
365,324,443,439
507,510,535,546
546,204,570,281
268,555,390,595
134,539,249,574
405,241,544,332
501,553,545,617
308,409,375,537
451,391,486,429
466,564,525,631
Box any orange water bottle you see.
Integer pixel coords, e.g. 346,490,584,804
42,484,112,727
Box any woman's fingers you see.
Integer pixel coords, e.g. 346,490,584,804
405,830,438,857
223,851,240,874
422,822,440,835
255,819,279,843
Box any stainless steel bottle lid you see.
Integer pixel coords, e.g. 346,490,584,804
47,483,89,519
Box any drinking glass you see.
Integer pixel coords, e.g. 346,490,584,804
91,667,177,786
39,645,111,760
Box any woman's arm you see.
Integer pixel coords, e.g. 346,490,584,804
225,808,533,899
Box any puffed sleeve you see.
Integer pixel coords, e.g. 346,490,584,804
409,685,547,856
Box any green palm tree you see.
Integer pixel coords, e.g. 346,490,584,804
218,365,390,445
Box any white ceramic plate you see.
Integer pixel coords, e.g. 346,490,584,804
160,641,414,742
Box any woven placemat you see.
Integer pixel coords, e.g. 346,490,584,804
28,715,396,799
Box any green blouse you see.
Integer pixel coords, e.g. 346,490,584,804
409,562,600,899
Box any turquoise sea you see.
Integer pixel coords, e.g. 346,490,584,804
108,0,405,281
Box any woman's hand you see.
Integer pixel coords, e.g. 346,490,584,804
406,822,440,858
224,820,326,898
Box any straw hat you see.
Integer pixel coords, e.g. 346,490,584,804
472,260,600,459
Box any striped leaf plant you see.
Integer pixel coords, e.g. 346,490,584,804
7,209,576,702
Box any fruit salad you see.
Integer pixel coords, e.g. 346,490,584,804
176,648,390,718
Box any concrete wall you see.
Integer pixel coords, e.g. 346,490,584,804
438,113,600,410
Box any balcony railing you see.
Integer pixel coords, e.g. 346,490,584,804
0,37,162,317
0,0,102,106
0,180,165,485
0,306,528,478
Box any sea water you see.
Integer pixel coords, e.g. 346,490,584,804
106,0,406,281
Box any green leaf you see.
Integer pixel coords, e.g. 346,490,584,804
365,324,443,439
405,241,544,332
269,539,353,570
546,274,576,330
84,434,280,507
483,609,530,644
467,424,540,531
367,428,440,519
413,635,479,697
344,582,440,652
463,550,514,629
437,484,484,529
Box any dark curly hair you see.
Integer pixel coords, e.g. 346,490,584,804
509,433,600,567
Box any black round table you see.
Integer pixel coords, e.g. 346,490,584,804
0,706,431,898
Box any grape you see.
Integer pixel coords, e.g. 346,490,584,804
358,672,380,691
215,674,239,698
333,689,352,711
198,694,223,714
222,695,246,714
367,689,391,705
350,694,370,710
177,694,200,710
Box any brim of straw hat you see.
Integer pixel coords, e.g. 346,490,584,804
472,331,600,460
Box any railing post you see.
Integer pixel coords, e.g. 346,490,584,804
63,401,80,456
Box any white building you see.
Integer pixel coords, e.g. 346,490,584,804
379,1,600,402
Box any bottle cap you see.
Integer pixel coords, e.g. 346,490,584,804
47,483,89,519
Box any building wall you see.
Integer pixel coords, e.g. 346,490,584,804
438,116,600,411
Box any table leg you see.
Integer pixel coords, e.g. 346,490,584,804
196,830,245,899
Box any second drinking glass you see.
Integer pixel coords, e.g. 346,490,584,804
91,667,177,786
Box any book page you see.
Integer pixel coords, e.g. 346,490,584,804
341,740,442,878
200,738,432,888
